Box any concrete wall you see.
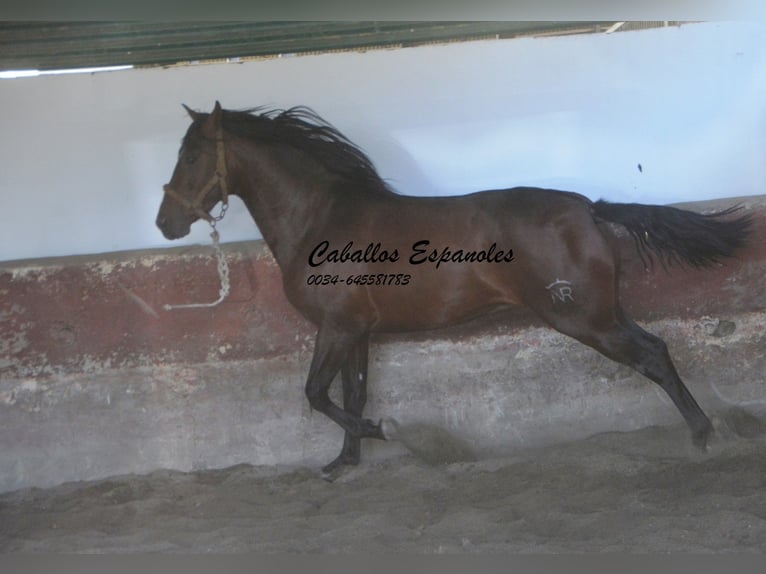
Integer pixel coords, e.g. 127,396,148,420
1,196,764,493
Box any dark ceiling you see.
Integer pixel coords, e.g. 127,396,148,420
0,21,675,72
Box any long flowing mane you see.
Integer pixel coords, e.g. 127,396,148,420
196,106,394,195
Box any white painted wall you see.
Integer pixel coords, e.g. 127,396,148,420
1,21,765,262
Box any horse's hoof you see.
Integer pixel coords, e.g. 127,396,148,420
320,466,342,482
320,454,359,481
380,417,401,440
692,426,713,453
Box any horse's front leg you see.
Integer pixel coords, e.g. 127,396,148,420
328,332,371,471
304,327,384,475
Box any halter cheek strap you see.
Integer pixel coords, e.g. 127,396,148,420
163,125,230,225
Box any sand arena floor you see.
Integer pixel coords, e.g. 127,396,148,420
2,407,766,553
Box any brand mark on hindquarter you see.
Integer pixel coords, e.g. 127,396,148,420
546,278,574,303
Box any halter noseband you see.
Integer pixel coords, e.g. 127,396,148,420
163,124,229,226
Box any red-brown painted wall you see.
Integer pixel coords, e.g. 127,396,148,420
2,196,765,379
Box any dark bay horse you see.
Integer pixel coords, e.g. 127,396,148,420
156,101,752,474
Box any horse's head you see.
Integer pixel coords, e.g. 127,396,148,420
156,101,229,239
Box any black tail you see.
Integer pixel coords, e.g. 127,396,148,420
592,199,753,269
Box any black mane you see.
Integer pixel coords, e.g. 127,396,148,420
194,106,394,195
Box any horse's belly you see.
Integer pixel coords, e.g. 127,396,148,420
365,274,519,331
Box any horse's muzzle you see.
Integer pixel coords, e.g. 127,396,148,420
156,195,192,240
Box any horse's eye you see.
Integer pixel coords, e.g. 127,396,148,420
185,154,198,165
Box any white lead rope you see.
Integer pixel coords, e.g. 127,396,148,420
163,228,231,311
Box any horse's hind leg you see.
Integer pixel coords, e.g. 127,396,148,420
520,210,713,449
537,301,713,448
589,312,713,449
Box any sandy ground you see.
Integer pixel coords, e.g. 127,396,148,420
2,406,766,553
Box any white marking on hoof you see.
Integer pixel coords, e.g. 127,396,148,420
380,417,401,440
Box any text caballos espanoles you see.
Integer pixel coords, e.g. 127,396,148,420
308,240,515,269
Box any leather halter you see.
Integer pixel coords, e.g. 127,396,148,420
162,125,229,225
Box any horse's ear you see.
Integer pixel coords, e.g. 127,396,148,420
182,103,200,121
201,100,223,138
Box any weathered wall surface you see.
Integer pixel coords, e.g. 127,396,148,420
1,196,765,492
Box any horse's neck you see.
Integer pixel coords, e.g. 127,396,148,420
232,144,337,267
